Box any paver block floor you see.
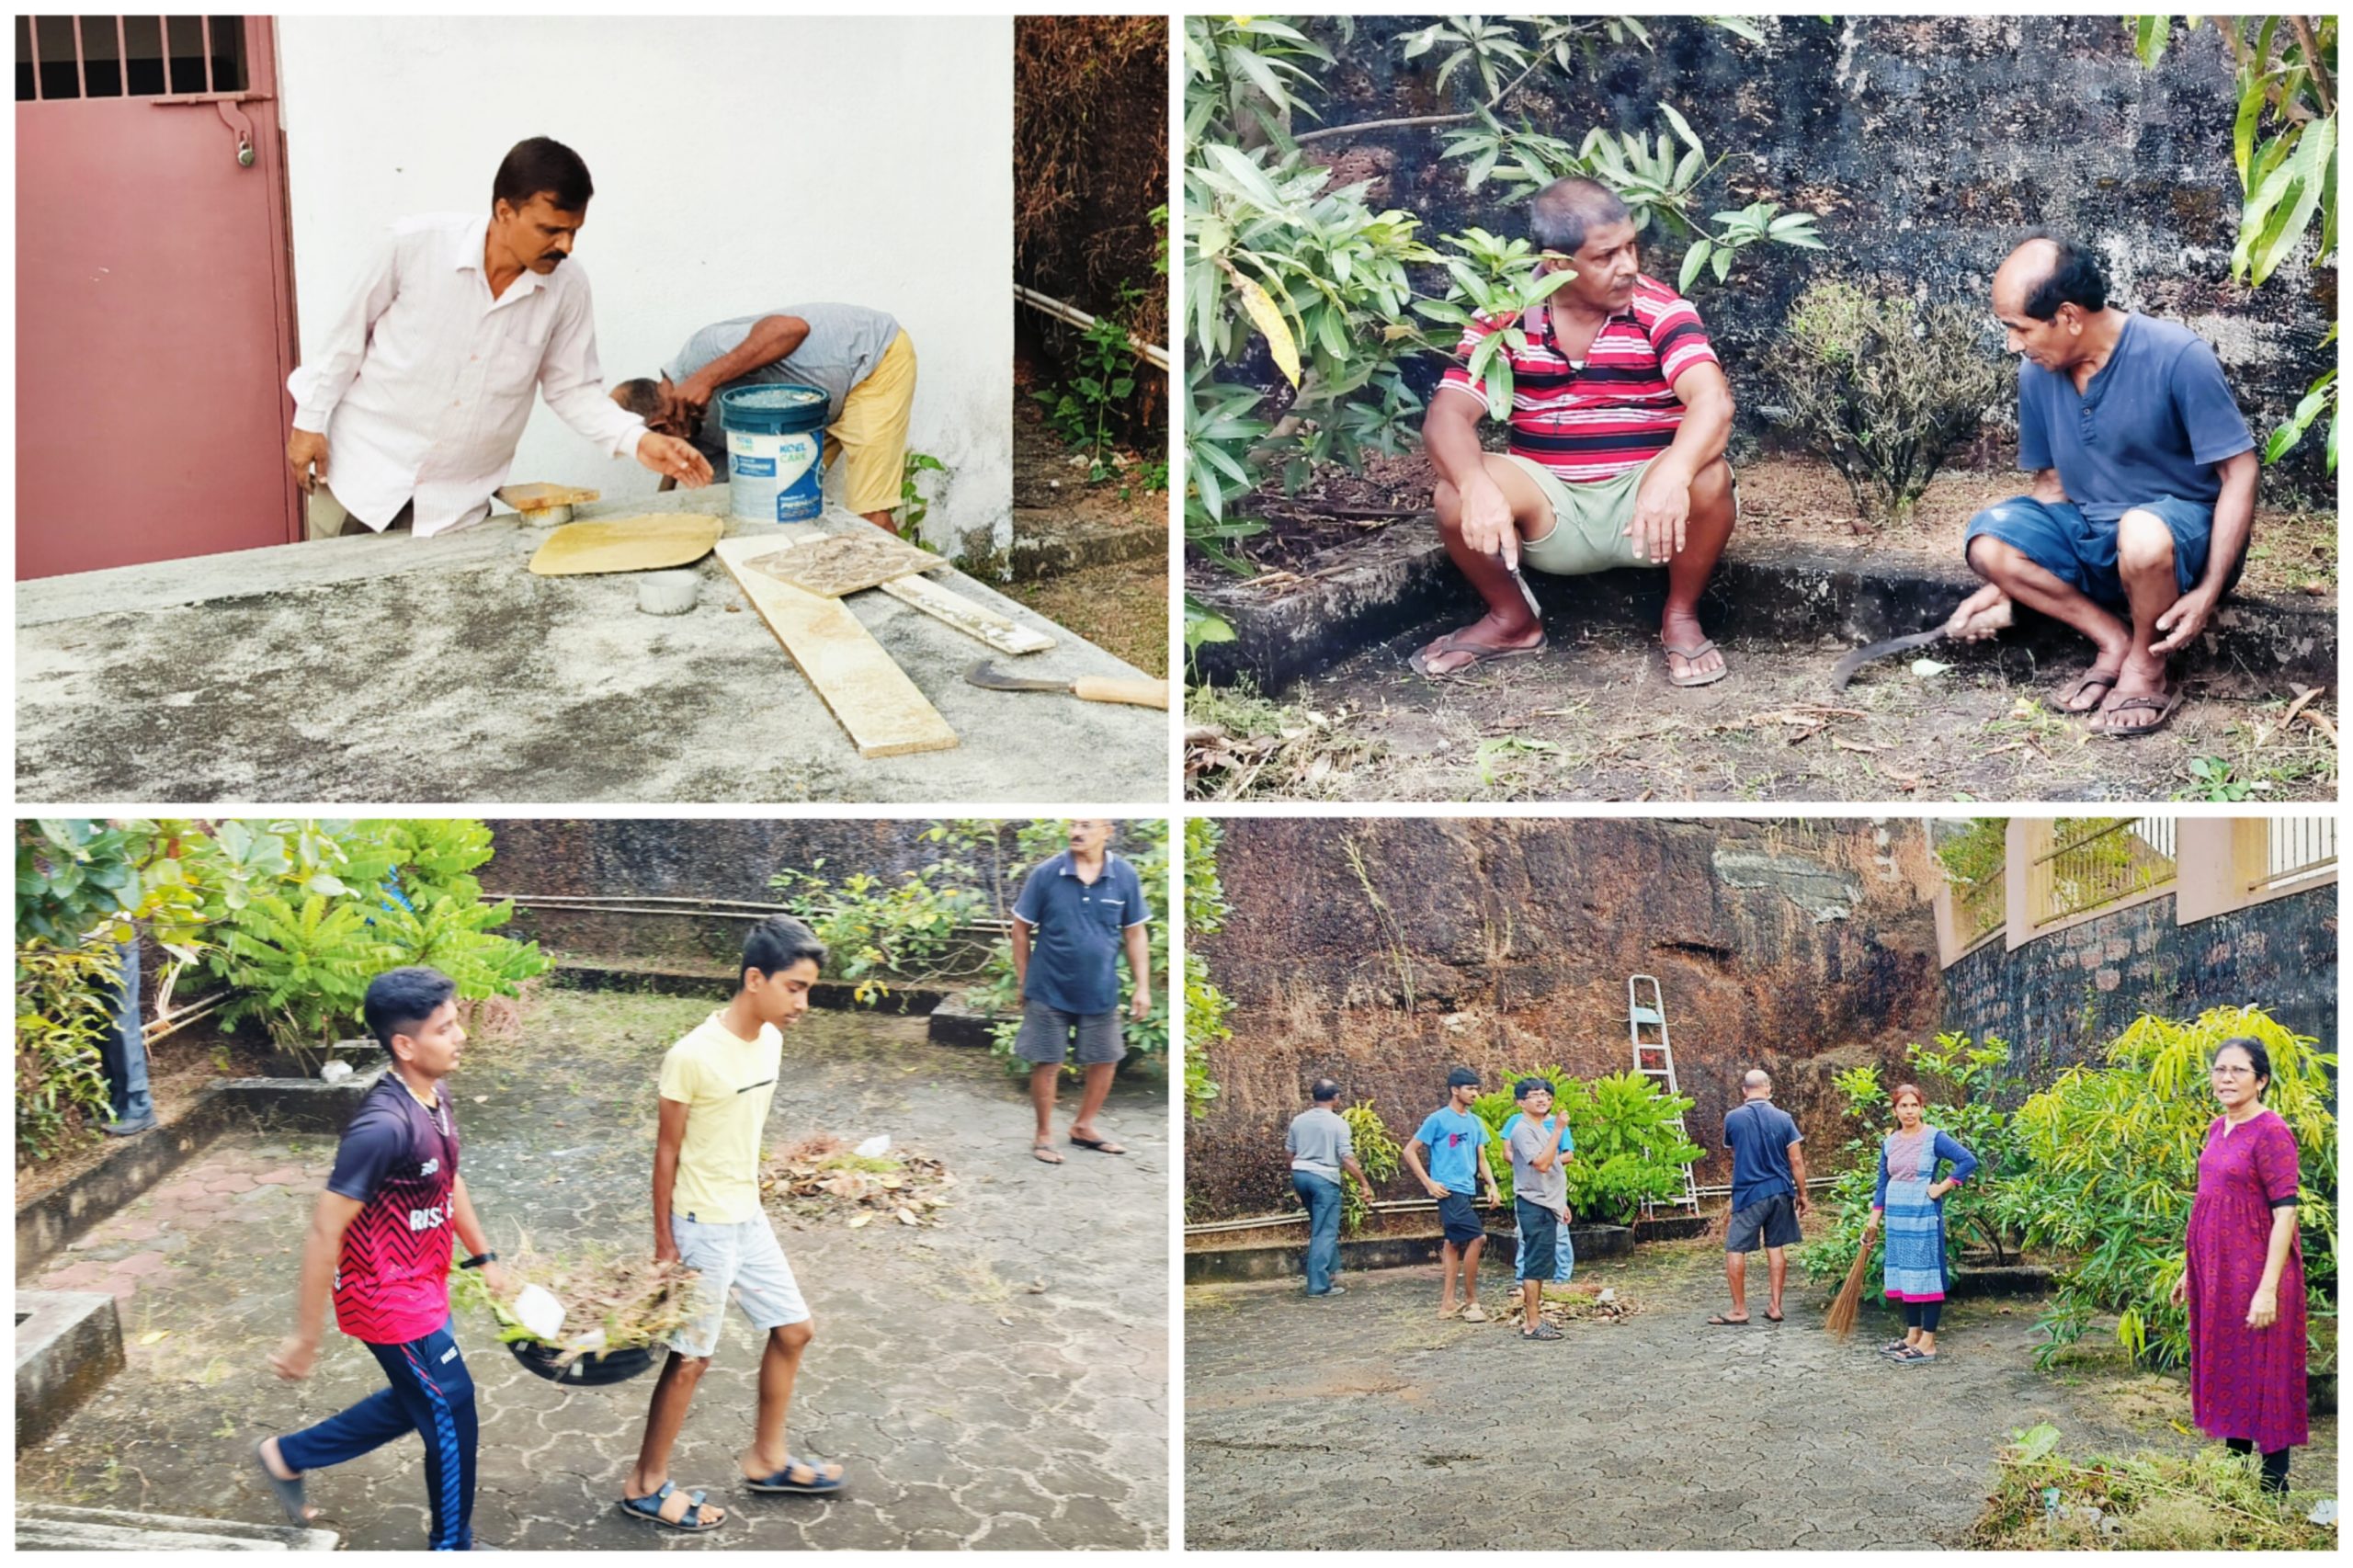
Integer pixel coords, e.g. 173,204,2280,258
1184,1238,2336,1550
18,994,1168,1549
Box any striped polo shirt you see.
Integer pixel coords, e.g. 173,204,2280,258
1437,276,1720,483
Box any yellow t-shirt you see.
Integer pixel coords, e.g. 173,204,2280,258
657,1011,781,1225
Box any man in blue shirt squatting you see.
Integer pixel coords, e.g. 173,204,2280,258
1011,820,1153,1164
1404,1067,1504,1323
1713,1069,1809,1325
1944,236,2258,739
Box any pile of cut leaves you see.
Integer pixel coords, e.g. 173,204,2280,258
762,1132,956,1229
449,1237,700,1366
1484,1280,1643,1327
1968,1423,2335,1551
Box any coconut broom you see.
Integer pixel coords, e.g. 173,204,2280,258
1824,1238,1873,1338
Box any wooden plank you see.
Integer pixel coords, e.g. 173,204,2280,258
879,573,1057,655
712,536,958,758
496,482,600,509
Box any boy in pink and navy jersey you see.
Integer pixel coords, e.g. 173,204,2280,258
1415,176,1739,687
256,967,508,1551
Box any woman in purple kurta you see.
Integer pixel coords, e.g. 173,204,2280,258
2179,1036,2307,1493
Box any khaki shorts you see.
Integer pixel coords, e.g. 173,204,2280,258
1511,453,1736,576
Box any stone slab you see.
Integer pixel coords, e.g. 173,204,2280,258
16,490,1165,802
15,1292,124,1450
16,1504,336,1551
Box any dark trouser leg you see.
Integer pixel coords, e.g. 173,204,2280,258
324,1325,478,1551
97,937,154,1132
1293,1173,1341,1294
2227,1438,2291,1494
1903,1301,1922,1328
1916,1300,1941,1334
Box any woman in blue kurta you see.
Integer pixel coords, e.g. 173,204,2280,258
1860,1084,1979,1365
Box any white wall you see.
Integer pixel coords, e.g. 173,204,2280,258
277,16,1012,557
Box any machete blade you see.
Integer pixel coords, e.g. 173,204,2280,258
1829,627,1949,691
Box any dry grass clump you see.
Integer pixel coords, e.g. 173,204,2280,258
764,1133,957,1229
449,1233,699,1364
1968,1425,2333,1551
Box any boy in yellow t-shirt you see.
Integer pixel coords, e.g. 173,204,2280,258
619,916,847,1533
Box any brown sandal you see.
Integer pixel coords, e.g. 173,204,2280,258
2055,668,2120,714
1664,639,1728,687
2091,686,2185,739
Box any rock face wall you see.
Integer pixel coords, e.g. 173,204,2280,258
1189,818,1946,1219
484,820,994,970
1305,15,2335,495
1942,886,2338,1083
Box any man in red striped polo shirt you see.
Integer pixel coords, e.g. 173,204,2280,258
1414,177,1738,686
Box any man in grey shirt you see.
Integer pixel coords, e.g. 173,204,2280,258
1506,1077,1573,1340
613,304,914,531
1287,1079,1376,1298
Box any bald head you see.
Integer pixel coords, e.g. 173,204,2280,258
1995,235,2108,323
1742,1069,1772,1098
1530,177,1631,257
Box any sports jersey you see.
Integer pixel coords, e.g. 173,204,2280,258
326,1072,461,1344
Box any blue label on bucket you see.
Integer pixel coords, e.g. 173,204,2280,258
736,458,777,478
727,429,823,524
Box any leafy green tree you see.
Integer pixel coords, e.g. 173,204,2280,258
1466,1065,1703,1223
1182,817,1230,1119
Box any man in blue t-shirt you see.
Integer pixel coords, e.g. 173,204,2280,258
1404,1067,1502,1323
1010,820,1152,1165
1713,1069,1809,1326
1947,236,2258,738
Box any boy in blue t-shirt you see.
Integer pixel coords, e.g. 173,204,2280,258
1404,1067,1501,1322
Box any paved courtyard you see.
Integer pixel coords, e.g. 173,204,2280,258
19,991,1168,1549
1185,1237,2336,1550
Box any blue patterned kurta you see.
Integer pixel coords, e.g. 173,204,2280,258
1874,1126,1980,1302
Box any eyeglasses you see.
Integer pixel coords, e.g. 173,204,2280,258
2210,1065,2258,1078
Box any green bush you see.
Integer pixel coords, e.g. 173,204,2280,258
1467,1067,1703,1223
1182,817,1230,1119
1338,1099,1403,1234
15,941,120,1160
1996,1006,2337,1370
1768,278,2011,524
770,862,989,999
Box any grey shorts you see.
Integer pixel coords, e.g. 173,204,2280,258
667,1211,810,1358
1014,1000,1124,1066
1724,1192,1802,1254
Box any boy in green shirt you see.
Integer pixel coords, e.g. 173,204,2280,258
618,916,847,1532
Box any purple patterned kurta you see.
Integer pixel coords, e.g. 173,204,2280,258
2186,1108,2308,1452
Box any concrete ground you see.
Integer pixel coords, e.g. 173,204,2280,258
17,993,1169,1550
1185,1239,2336,1551
15,490,1165,803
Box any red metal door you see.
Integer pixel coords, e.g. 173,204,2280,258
16,16,299,578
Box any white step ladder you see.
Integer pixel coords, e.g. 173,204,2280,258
1627,974,1699,1217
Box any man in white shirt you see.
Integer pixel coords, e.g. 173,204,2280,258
285,137,713,540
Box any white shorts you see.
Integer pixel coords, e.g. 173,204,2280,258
667,1210,810,1358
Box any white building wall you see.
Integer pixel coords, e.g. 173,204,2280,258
277,16,1012,559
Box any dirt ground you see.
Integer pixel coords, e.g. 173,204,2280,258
1000,362,1169,678
17,991,1169,1550
1185,1238,2338,1551
1186,452,2337,803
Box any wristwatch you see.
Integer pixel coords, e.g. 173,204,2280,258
459,1251,498,1271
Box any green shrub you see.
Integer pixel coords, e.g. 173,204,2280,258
1996,1006,2337,1370
1468,1067,1703,1223
1182,817,1229,1119
15,941,120,1160
771,863,989,999
1970,1422,2334,1549
1768,278,2010,524
1338,1099,1402,1234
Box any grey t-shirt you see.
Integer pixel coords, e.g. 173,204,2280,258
1507,1116,1568,1211
1286,1106,1353,1181
665,304,902,449
2018,312,2254,524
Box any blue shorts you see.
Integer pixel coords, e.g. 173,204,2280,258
1961,494,2235,609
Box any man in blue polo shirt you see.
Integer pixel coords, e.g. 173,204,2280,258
1010,819,1152,1165
1713,1069,1809,1326
1947,236,2258,738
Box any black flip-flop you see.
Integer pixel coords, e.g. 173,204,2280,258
1706,1313,1752,1326
253,1442,314,1528
1068,1134,1128,1155
2056,668,2120,713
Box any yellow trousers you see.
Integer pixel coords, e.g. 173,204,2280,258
824,330,917,515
